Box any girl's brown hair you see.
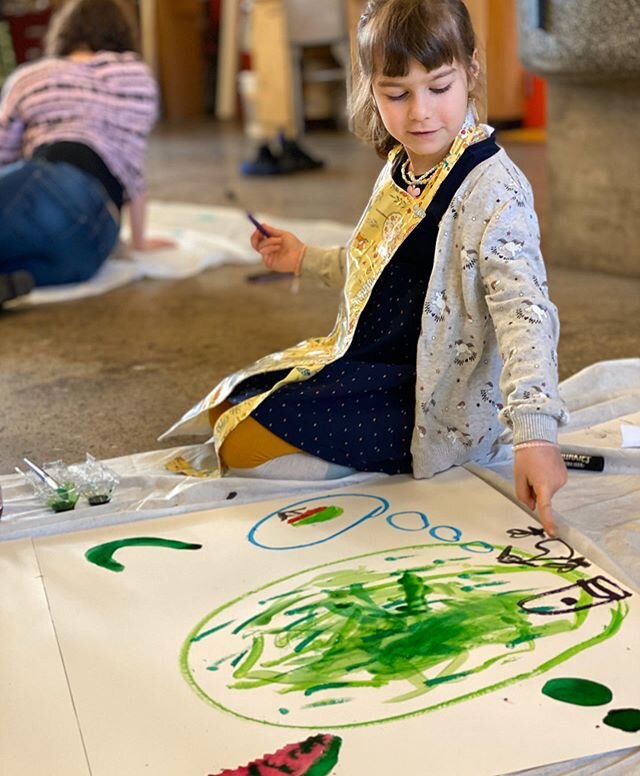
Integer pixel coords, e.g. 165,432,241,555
45,0,139,57
350,0,484,158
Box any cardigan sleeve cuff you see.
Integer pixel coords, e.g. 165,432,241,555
301,245,346,288
511,413,559,446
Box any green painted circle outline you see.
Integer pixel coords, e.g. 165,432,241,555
179,542,628,729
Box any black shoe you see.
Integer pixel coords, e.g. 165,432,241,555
0,270,34,307
240,144,284,176
278,133,325,173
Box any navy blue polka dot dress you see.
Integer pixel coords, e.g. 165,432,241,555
231,135,500,473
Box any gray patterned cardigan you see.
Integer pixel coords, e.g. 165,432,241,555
301,147,569,478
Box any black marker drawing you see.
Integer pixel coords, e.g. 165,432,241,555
519,576,632,615
499,528,591,573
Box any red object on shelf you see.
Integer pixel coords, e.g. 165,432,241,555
5,9,52,64
523,73,547,129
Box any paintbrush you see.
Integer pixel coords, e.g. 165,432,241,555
23,456,61,490
225,189,270,237
225,188,300,293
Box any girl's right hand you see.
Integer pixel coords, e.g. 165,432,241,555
250,223,305,274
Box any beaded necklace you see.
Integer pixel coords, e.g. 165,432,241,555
400,157,439,198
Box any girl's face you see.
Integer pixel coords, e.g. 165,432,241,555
372,57,474,174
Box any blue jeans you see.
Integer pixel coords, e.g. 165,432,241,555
0,160,120,286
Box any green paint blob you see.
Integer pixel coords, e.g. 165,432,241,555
85,537,202,572
398,570,428,613
603,708,640,733
542,678,613,706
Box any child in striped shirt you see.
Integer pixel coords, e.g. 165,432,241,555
0,0,171,305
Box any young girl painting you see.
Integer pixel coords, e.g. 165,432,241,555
165,0,568,533
0,0,171,305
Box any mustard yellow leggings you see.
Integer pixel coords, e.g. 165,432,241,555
209,401,301,469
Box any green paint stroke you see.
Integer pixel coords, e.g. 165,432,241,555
542,678,613,706
603,708,640,733
191,619,235,643
290,506,344,527
85,537,202,572
303,697,353,709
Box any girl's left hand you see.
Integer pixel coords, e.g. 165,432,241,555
513,445,567,536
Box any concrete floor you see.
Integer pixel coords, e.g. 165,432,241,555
1,122,639,474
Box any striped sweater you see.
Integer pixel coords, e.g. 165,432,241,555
0,51,158,200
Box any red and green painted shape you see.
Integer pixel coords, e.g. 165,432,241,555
210,734,342,776
283,506,344,527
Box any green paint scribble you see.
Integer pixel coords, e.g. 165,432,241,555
224,568,581,700
181,543,629,729
603,708,640,733
85,537,202,572
542,677,613,706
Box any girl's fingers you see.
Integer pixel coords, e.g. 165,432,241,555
260,223,283,236
514,472,534,511
260,252,282,268
535,487,555,536
258,239,283,252
260,243,283,255
251,232,283,251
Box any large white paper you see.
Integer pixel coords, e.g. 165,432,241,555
0,540,89,775
3,469,639,776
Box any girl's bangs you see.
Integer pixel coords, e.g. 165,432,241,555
362,4,469,77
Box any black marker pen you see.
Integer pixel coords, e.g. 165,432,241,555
561,452,605,472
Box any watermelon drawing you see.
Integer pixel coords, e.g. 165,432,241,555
210,734,342,776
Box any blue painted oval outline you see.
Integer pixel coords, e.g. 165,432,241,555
248,493,390,550
460,540,494,553
429,525,462,542
386,511,430,532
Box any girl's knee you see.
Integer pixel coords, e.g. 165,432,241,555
208,403,258,468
